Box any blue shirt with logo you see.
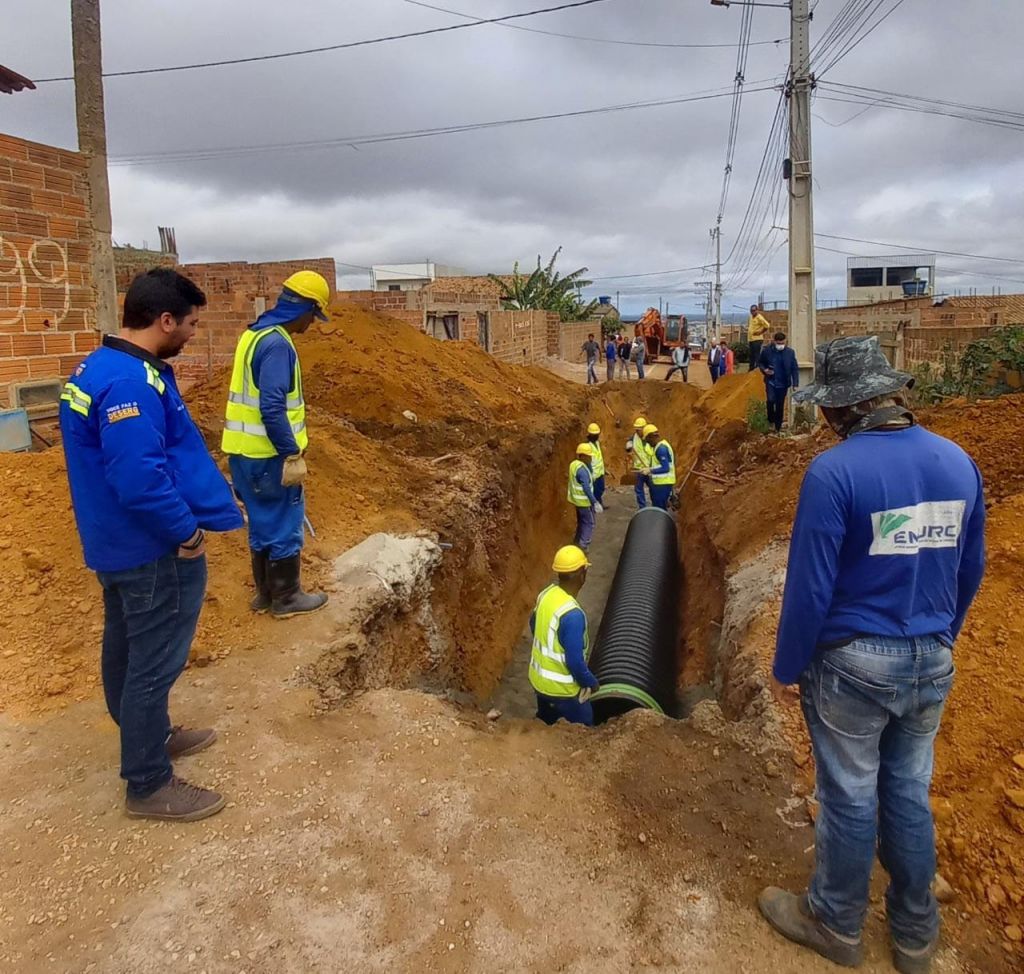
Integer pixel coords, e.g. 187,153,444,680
773,424,986,684
60,337,243,573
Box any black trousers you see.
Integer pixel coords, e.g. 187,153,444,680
766,389,787,431
748,340,763,372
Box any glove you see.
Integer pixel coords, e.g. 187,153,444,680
594,502,604,514
578,686,596,704
641,468,652,477
281,454,308,487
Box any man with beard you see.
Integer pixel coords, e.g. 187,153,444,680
60,268,243,822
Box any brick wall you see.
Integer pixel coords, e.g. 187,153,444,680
0,133,99,403
558,321,600,360
488,311,556,364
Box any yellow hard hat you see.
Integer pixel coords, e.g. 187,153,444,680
642,423,659,438
633,417,647,430
576,442,595,457
587,423,601,435
552,545,590,574
282,270,331,320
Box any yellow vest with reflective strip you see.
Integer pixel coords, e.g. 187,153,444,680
631,433,653,471
589,440,605,479
650,439,676,486
567,459,591,508
221,326,307,458
528,584,589,698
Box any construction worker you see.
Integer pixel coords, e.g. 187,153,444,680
586,423,606,506
568,442,601,550
528,545,600,726
59,268,243,822
759,337,986,972
748,303,771,372
642,424,676,510
222,270,331,618
626,416,652,509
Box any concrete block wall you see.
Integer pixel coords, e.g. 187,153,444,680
558,321,601,361
488,311,554,364
0,133,99,403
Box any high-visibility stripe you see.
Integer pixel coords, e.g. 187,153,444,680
60,381,92,417
225,418,305,437
143,363,166,395
530,659,576,684
228,390,303,410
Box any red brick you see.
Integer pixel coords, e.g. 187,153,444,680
8,159,45,188
41,167,74,195
0,357,29,381
0,134,30,161
27,355,61,377
12,333,44,356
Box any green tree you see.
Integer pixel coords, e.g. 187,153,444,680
490,247,600,322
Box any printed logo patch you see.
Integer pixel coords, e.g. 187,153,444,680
105,402,141,424
869,500,966,556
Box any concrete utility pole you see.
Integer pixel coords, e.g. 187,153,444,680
788,0,816,381
711,227,722,338
72,0,118,335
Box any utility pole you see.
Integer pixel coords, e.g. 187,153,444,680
711,227,722,338
787,0,816,382
694,280,713,341
72,0,118,335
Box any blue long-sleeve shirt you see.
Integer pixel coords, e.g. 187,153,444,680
649,442,672,478
773,425,986,684
758,344,800,391
576,463,598,506
530,606,599,689
250,325,300,456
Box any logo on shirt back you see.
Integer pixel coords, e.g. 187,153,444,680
869,500,966,556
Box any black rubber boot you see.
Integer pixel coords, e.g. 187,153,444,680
250,550,271,613
268,554,328,619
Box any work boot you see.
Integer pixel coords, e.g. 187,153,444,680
166,726,217,759
268,554,328,619
250,550,271,613
892,939,938,974
125,776,226,822
758,888,864,968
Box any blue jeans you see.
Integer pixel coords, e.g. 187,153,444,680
536,693,593,726
634,472,650,509
636,357,646,379
606,361,615,382
801,636,954,950
229,455,305,559
586,360,598,384
650,483,672,509
98,553,208,798
593,475,606,504
574,507,595,549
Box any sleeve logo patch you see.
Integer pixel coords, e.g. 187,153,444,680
106,402,141,424
869,500,966,556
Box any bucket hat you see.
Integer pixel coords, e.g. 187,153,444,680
794,336,914,408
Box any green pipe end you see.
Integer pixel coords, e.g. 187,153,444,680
590,682,665,715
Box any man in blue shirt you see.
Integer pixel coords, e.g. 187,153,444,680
759,337,986,973
528,545,600,726
605,335,617,382
60,269,243,822
758,331,800,432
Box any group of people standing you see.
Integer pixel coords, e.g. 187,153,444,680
582,331,650,383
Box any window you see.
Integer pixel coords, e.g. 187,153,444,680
388,284,402,291
886,267,915,286
850,268,883,288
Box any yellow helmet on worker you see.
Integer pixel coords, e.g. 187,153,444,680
643,424,659,438
552,545,590,574
282,270,331,321
633,417,647,430
576,442,595,457
587,423,601,435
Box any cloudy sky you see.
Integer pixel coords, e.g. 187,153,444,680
7,0,1024,315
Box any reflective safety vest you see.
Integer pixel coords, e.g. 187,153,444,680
651,439,676,486
221,326,308,458
567,459,591,508
589,440,605,479
631,432,652,472
528,584,589,698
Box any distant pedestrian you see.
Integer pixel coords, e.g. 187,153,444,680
721,340,735,376
617,337,632,379
581,333,600,385
630,336,647,380
665,343,690,383
707,339,723,384
748,304,771,373
605,334,617,382
759,332,800,433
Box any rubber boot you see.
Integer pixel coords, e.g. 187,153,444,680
268,554,328,619
250,550,271,613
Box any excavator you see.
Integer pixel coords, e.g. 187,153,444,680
634,308,689,362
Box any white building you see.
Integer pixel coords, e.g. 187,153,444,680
846,254,936,305
370,262,467,292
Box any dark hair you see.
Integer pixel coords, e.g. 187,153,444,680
123,268,207,330
774,332,786,342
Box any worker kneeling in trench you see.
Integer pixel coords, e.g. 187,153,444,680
527,545,600,727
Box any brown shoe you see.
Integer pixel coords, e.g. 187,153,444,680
166,726,217,758
125,776,226,822
758,887,863,968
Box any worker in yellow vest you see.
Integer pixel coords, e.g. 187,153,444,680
626,416,653,509
568,442,600,551
643,424,677,510
528,545,600,726
222,270,331,619
586,422,606,507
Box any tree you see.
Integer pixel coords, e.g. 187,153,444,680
489,247,600,322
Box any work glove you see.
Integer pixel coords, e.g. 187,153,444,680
578,686,597,704
594,502,604,514
281,454,308,487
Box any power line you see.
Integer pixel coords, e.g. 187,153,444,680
774,228,1024,266
715,3,756,226
34,0,616,82
402,0,785,48
109,82,778,166
816,0,911,76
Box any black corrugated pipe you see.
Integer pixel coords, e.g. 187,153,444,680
589,507,680,723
